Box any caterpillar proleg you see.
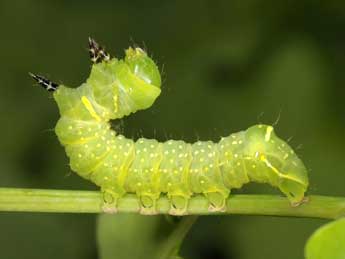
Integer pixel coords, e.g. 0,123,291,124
30,38,309,215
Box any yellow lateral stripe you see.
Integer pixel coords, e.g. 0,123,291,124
81,96,101,122
260,155,306,186
265,126,273,142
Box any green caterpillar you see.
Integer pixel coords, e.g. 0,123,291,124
30,38,309,215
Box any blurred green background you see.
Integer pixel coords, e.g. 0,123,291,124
1,1,345,258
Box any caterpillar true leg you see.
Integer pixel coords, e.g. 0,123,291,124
29,73,58,92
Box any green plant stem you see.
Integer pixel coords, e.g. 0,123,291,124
156,216,198,259
0,188,344,219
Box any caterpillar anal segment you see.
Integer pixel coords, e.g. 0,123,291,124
33,39,309,215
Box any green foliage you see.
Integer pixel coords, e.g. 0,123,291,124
97,214,196,259
97,214,160,259
305,218,345,259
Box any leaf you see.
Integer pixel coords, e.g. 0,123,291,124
305,218,345,259
97,214,161,259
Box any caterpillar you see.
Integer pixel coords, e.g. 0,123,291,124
30,38,309,215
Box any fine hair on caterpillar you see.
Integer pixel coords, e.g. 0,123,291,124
30,37,309,215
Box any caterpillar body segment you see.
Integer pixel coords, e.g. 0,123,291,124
32,39,309,215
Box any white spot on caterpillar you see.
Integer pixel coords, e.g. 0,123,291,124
232,141,238,145
200,180,205,184
143,148,147,152
178,145,183,149
68,126,73,130
78,153,82,158
284,153,289,159
252,164,256,168
84,144,88,148
97,143,101,147
237,162,241,166
234,154,238,158
78,131,82,135
172,149,176,153
265,126,273,142
255,151,259,158
200,158,204,162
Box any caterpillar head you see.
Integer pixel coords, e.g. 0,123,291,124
87,45,162,119
30,38,162,120
244,125,309,204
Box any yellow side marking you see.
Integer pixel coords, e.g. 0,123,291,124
260,154,307,186
81,96,101,122
265,126,273,142
113,94,118,113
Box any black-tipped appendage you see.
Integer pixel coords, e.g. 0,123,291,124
88,37,111,63
29,73,58,92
